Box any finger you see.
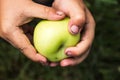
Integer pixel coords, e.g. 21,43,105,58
0,26,47,64
49,62,59,67
25,1,65,20
67,2,86,34
60,49,90,67
65,7,95,57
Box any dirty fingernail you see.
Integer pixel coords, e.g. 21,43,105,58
40,61,49,66
56,11,64,16
71,25,79,34
66,51,73,57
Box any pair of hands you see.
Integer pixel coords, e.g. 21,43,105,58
0,0,95,67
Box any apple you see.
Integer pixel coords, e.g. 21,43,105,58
33,17,80,62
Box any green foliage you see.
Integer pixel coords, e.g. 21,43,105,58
0,0,120,80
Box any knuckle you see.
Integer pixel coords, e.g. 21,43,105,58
43,7,56,20
0,22,14,36
75,15,85,22
18,43,32,53
19,46,28,53
71,50,80,57
74,52,80,56
19,45,41,62
73,48,82,56
74,15,85,24
0,26,10,37
43,7,51,18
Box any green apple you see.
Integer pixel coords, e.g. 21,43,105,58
33,17,80,62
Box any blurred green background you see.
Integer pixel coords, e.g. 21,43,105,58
0,0,120,80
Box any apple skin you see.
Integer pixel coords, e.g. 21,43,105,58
33,17,80,62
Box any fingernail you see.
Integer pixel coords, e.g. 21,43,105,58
66,51,73,57
62,62,69,67
40,61,49,66
56,11,64,16
71,25,79,34
50,63,58,67
40,61,45,65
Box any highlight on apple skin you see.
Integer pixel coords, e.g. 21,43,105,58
33,17,80,62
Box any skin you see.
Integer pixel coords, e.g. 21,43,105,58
51,0,95,67
0,0,65,63
0,0,95,67
61,8,95,67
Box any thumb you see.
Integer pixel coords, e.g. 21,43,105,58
25,1,65,20
68,14,85,34
68,5,86,34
